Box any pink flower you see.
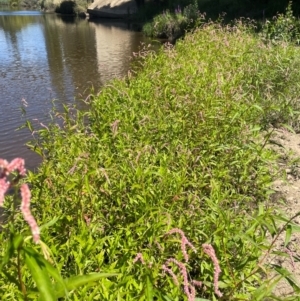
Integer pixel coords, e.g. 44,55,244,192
133,253,145,264
167,228,196,262
191,280,202,287
0,158,40,244
163,258,195,301
202,244,222,297
20,184,40,243
162,263,179,286
7,158,26,176
0,178,10,207
0,159,9,178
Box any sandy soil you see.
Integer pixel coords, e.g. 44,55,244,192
267,128,300,298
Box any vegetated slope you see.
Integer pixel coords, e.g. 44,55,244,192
5,22,300,300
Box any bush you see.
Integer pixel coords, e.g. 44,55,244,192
143,10,187,39
183,1,199,25
261,1,300,44
142,3,204,40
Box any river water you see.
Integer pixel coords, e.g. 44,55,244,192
0,9,153,170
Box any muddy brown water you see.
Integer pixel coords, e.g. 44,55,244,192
0,9,155,171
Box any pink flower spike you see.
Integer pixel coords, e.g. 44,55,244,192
167,228,196,262
133,253,145,264
0,159,8,168
188,283,196,301
164,258,194,301
162,264,179,286
202,244,223,298
191,280,202,287
0,159,9,177
7,158,26,176
0,178,10,207
20,184,40,243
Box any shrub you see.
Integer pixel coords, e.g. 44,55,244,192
183,1,199,25
142,10,185,39
261,1,300,44
142,1,206,40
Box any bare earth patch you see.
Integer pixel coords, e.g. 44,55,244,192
268,129,300,298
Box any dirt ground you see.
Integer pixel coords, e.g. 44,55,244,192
266,128,300,298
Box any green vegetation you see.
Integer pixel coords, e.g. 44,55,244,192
142,0,300,20
142,1,201,40
195,0,300,19
260,1,300,45
0,0,87,13
143,1,300,41
2,17,300,301
0,0,7,4
0,0,39,8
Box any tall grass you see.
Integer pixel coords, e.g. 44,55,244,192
2,21,300,300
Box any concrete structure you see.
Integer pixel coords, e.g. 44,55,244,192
88,0,137,19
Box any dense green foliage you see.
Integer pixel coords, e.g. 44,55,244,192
261,2,300,45
0,0,88,13
197,0,300,19
145,0,300,20
143,1,300,41
0,0,39,8
2,21,300,300
142,1,201,40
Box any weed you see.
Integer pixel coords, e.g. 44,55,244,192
2,20,300,300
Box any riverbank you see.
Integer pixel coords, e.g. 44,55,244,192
2,19,300,300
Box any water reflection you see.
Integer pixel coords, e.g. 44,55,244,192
0,11,153,170
92,20,138,83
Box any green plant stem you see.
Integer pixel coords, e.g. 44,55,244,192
17,248,27,301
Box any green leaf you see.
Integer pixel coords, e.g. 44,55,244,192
274,265,300,293
146,276,154,301
2,270,21,288
0,233,23,271
30,245,67,298
55,273,119,298
39,217,60,231
253,104,264,112
291,224,300,232
13,234,24,250
84,174,91,194
281,123,296,134
26,120,34,132
285,224,292,247
24,247,56,301
252,275,282,300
